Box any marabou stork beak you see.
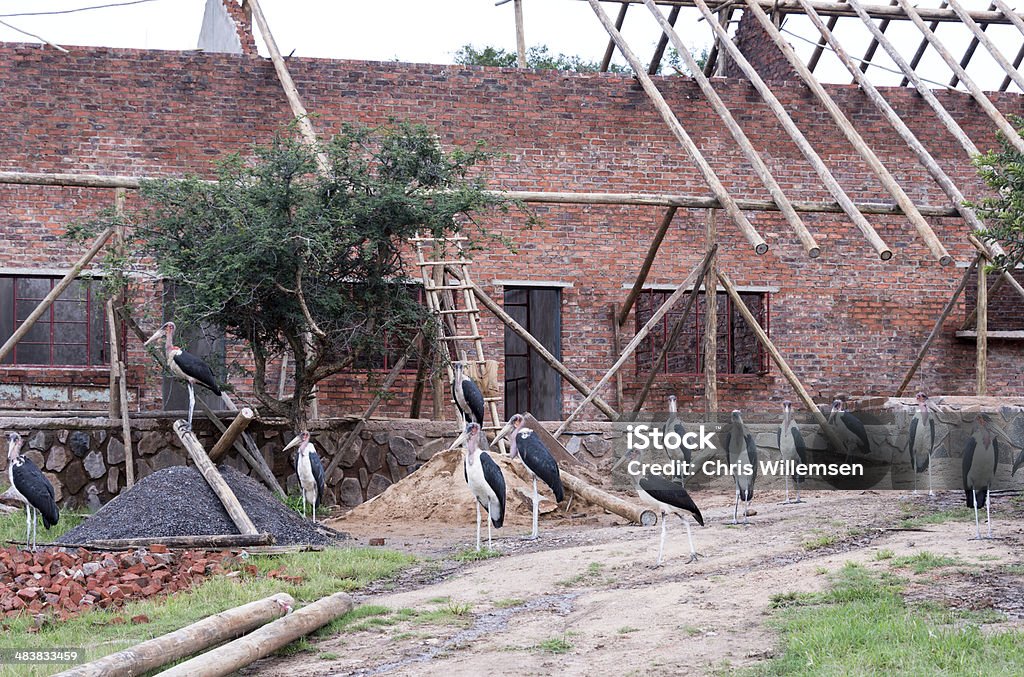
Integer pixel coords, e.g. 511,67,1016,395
610,445,638,473
283,435,302,452
446,430,469,452
492,420,515,443
144,327,165,347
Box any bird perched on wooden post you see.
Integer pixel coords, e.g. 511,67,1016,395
451,361,485,428
778,400,807,504
145,321,222,430
493,413,564,539
283,431,325,523
6,432,59,551
829,398,871,462
449,421,506,551
724,410,757,524
907,392,937,495
963,414,999,540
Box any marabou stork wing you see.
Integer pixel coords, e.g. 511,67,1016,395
723,431,732,466
908,417,919,459
519,432,564,502
994,438,999,474
479,451,506,528
173,351,222,395
1012,448,1024,476
962,436,977,506
792,426,807,465
843,412,871,454
310,451,326,509
462,379,485,425
12,459,59,528
638,474,703,526
746,434,759,484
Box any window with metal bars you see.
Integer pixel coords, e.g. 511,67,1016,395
0,276,109,367
634,289,769,376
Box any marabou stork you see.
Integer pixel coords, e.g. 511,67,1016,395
724,410,757,524
6,432,59,551
451,361,485,428
665,395,691,468
778,401,807,504
829,399,871,461
283,431,326,523
449,422,506,551
493,413,564,539
907,392,936,495
1013,449,1024,477
145,321,222,430
964,414,999,540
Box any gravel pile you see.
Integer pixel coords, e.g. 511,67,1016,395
59,466,337,546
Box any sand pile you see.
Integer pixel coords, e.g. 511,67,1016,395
59,466,339,546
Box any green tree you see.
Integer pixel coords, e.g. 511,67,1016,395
971,117,1024,266
453,44,706,75
72,122,514,428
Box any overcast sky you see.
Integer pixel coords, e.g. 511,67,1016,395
0,0,1021,91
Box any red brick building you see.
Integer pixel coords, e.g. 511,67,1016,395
1,5,1022,422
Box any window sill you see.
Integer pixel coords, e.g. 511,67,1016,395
955,330,1024,340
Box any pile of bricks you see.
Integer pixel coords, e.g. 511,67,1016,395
0,546,243,620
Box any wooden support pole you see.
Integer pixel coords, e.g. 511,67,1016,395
209,408,256,462
857,0,898,75
619,206,677,327
106,301,121,420
513,0,527,68
173,420,258,535
157,592,354,677
647,4,680,75
53,593,293,677
977,261,988,396
703,209,719,416
409,337,430,419
703,3,737,76
746,0,952,265
600,2,630,72
894,256,978,397
968,234,1024,304
901,0,947,86
642,0,821,258
587,0,770,257
947,1,1017,90
610,305,624,409
999,41,1024,92
807,3,843,73
694,0,892,261
718,270,844,451
199,396,285,496
0,226,115,364
469,281,619,420
556,246,717,436
72,533,274,550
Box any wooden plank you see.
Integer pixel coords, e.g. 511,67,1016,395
703,209,719,416
157,592,353,677
54,593,293,677
522,414,581,467
642,0,820,258
693,0,892,260
610,305,624,409
0,226,115,364
894,256,978,396
209,408,256,462
745,0,951,266
71,533,274,550
173,420,258,535
587,0,770,256
556,245,717,436
977,261,988,395
618,206,678,327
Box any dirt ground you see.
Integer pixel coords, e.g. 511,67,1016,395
245,484,1024,677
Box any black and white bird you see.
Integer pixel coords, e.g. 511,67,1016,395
724,410,757,525
451,361,485,428
449,422,506,551
145,321,222,430
664,395,691,468
963,414,998,540
907,392,936,496
493,413,564,539
283,431,326,523
778,400,807,504
1013,449,1024,477
829,398,871,461
6,432,59,551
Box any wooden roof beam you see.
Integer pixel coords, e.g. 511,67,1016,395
947,0,1024,92
993,0,1024,90
587,0,770,255
1000,42,1024,91
600,2,630,72
647,4,680,74
808,0,845,74
900,1,947,87
702,2,737,76
948,2,997,89
857,0,898,77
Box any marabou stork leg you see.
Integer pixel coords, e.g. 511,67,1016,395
186,383,195,430
531,476,539,540
744,498,752,525
732,489,740,525
475,503,482,552
682,516,700,563
656,512,667,567
487,512,493,550
985,488,992,539
927,461,934,497
783,476,790,504
972,491,981,540
302,495,307,520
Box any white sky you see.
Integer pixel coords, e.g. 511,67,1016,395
0,0,1022,91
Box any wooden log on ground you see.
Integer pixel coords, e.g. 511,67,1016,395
54,593,294,677
157,592,354,677
209,408,255,462
69,533,275,550
173,420,258,535
521,414,582,467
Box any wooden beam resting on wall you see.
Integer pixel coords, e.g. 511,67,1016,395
977,259,988,396
703,209,719,416
619,206,677,327
601,2,630,72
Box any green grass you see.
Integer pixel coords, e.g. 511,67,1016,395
889,551,962,574
617,626,641,635
557,561,607,587
453,547,502,562
801,533,839,551
875,549,895,561
899,506,973,529
493,598,524,609
0,542,415,676
748,562,1024,676
534,635,573,654
0,511,84,546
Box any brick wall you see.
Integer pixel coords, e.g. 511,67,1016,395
0,42,1021,419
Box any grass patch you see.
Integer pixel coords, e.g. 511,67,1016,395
0,511,84,546
875,549,895,561
801,533,839,551
534,635,573,654
617,626,641,635
0,545,415,674
557,561,606,587
453,547,501,562
493,598,524,609
899,507,973,529
889,551,961,574
769,591,817,609
748,562,1024,676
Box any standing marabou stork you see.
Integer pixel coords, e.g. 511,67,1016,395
1013,449,1024,477
6,432,59,551
907,392,936,496
145,321,222,430
778,401,807,504
665,395,691,469
964,414,999,540
724,410,757,524
449,422,506,551
451,361,485,428
283,431,325,523
829,399,871,461
493,413,564,539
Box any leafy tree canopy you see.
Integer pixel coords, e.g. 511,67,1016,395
453,43,707,76
71,122,515,428
971,116,1024,266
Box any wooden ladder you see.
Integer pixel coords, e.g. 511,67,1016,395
412,233,505,449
